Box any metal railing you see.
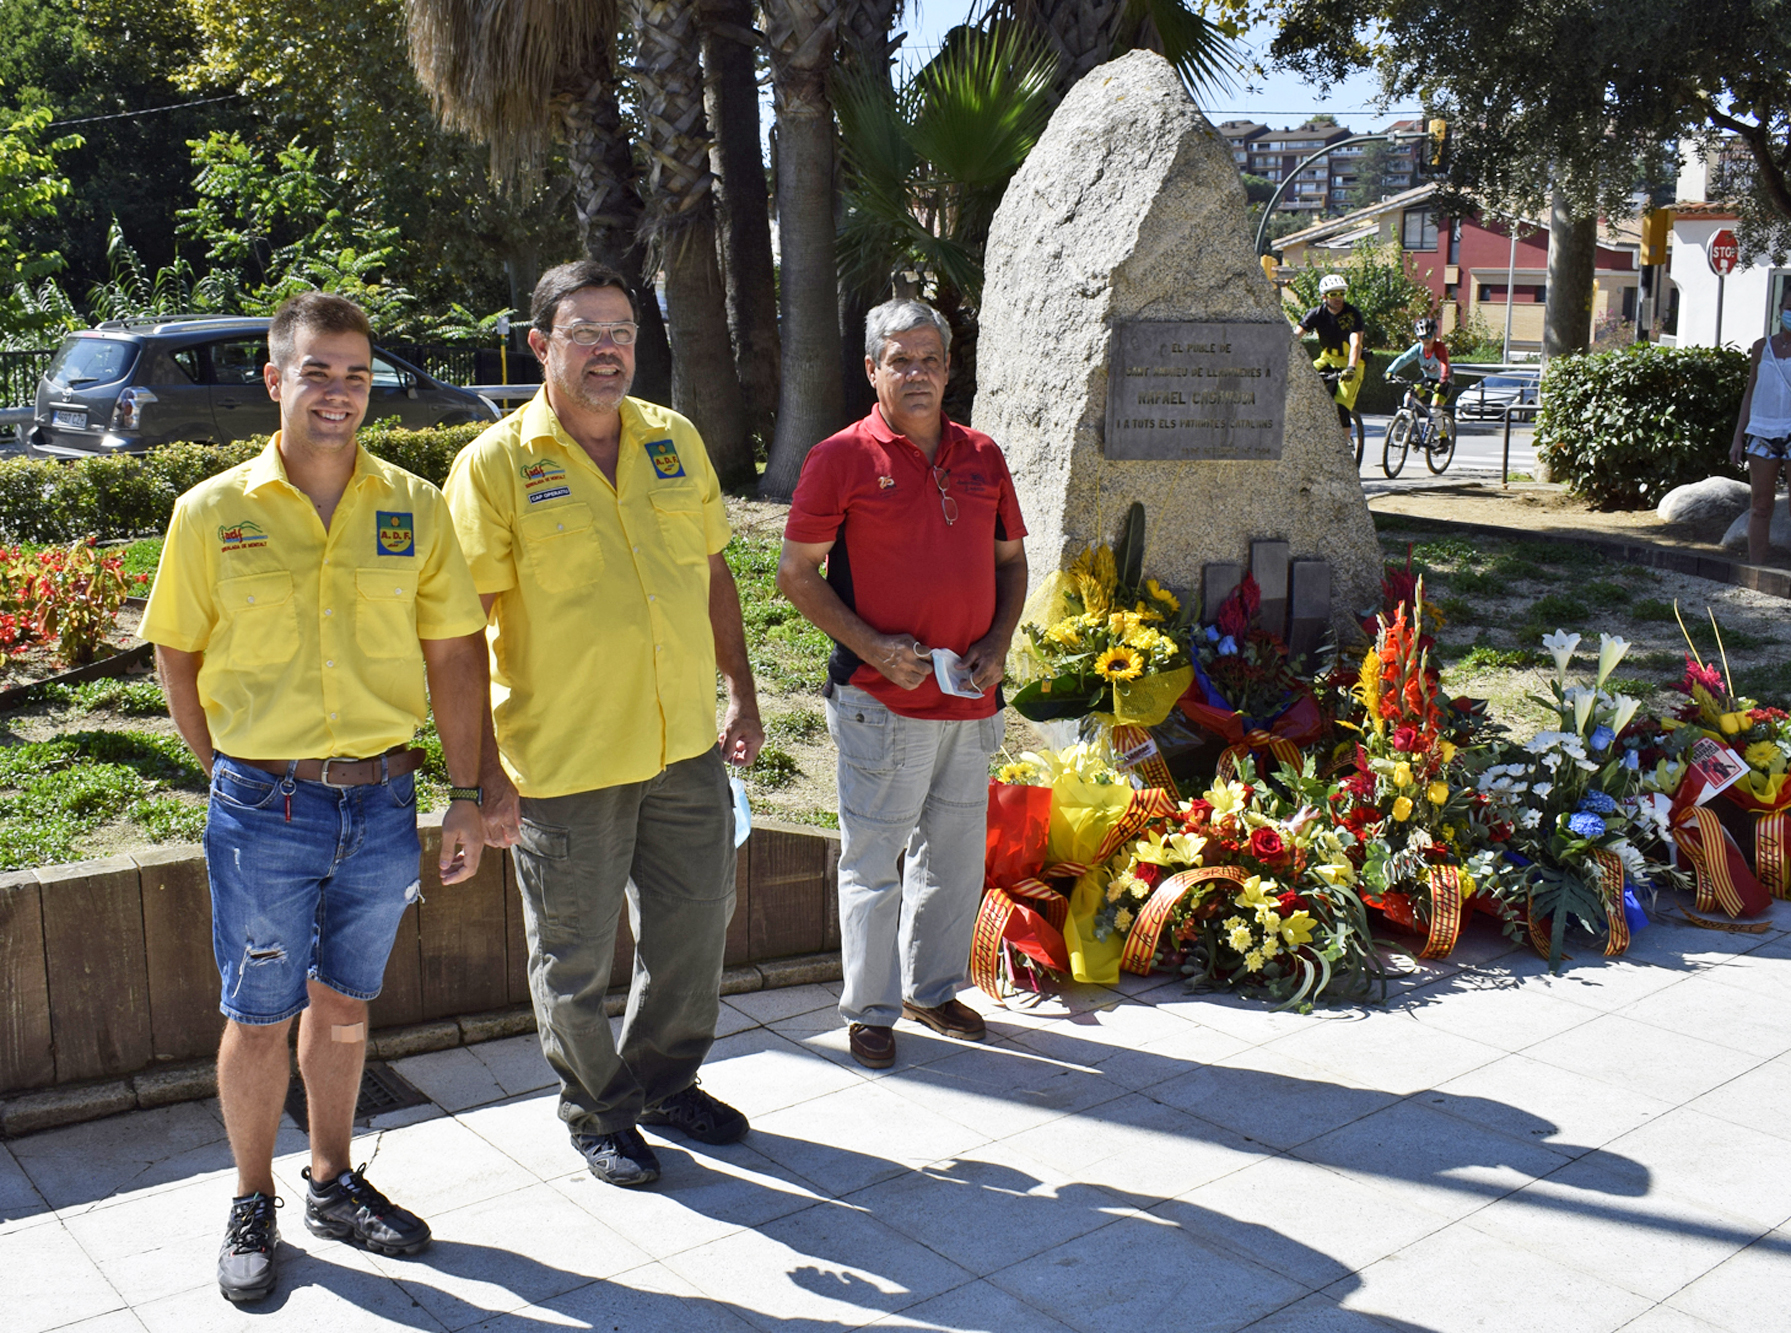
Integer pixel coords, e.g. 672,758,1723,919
1,350,54,407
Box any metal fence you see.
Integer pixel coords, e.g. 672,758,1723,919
386,344,540,388
1,350,54,407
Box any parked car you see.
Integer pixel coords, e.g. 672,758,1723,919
27,315,501,458
1454,370,1541,422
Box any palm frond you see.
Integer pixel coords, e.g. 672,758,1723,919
1122,0,1236,103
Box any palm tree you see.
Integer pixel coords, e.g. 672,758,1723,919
978,0,1234,104
699,0,780,445
757,0,847,498
631,0,751,483
403,0,672,404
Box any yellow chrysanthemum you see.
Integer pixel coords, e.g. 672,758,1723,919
1222,915,1245,931
1392,795,1414,821
1427,780,1449,805
1145,578,1180,612
1242,948,1266,973
1228,924,1254,952
1094,646,1145,681
1260,935,1281,960
1113,908,1134,932
1043,621,1082,648
1106,881,1125,903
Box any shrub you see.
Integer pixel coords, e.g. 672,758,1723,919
1536,344,1749,510
0,424,486,543
1282,238,1433,351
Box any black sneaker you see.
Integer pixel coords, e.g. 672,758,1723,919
217,1192,280,1303
639,1082,749,1145
302,1165,431,1256
572,1126,661,1187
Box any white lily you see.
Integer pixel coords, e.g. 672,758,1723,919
1541,630,1581,684
1596,633,1631,687
1609,694,1640,739
1566,687,1596,736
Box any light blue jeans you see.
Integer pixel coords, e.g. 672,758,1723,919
826,683,1003,1027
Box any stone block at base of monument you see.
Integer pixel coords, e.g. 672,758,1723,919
972,49,1380,637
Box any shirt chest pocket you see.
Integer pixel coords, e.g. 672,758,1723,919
355,568,420,658
217,570,295,667
519,502,606,593
648,489,708,568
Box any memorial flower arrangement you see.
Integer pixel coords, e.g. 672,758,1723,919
1662,620,1791,815
1472,631,1662,966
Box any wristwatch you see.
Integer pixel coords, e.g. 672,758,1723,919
447,786,484,806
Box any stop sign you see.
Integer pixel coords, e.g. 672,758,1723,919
1708,229,1740,276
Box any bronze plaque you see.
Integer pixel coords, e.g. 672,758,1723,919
1105,320,1289,461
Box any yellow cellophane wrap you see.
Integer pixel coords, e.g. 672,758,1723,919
1009,572,1079,686
1107,666,1195,727
1046,776,1136,984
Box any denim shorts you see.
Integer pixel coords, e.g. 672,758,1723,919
204,754,422,1025
1746,434,1790,460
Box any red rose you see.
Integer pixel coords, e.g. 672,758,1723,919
1183,799,1213,829
1248,827,1286,861
1278,891,1303,912
1133,862,1162,887
1390,726,1419,752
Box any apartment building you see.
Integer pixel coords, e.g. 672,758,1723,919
1219,117,1426,221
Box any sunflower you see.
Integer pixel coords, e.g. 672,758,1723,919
1144,578,1180,613
1094,646,1145,681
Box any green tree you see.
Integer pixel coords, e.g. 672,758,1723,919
0,103,79,340
1345,139,1396,211
1282,239,1432,349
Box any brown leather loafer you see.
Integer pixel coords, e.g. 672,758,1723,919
848,1023,896,1069
901,999,986,1042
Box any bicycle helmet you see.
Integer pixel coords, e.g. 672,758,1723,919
1318,274,1348,296
1413,317,1438,339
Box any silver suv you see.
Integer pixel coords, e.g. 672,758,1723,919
28,315,500,457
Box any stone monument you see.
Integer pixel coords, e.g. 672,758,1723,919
973,50,1381,634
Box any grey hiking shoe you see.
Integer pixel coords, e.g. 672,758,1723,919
572,1126,661,1187
302,1165,431,1256
639,1082,749,1145
217,1192,280,1303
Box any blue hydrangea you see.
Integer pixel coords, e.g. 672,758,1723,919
1589,725,1615,752
1566,812,1607,838
1621,749,1641,771
1577,790,1618,815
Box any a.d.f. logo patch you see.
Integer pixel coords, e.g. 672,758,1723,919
217,520,270,553
645,438,686,479
376,511,415,556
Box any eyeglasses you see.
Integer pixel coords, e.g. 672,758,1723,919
551,321,638,347
931,466,957,526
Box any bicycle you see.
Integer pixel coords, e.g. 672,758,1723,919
1382,376,1457,478
1317,367,1366,466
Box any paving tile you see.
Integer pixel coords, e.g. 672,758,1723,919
1291,1098,1575,1223
1162,1154,1457,1289
714,1003,761,1039
1149,1045,1400,1151
0,1141,51,1231
461,1260,757,1332
1519,1013,1761,1105
984,1207,1309,1333
697,1027,867,1116
721,982,839,1025
881,1039,1131,1139
466,1034,557,1098
1612,972,1791,1060
131,1239,437,1332
863,1277,1078,1330
747,1079,991,1198
999,1089,1263,1206
62,1171,252,1307
843,1139,1132,1273
367,1180,651,1331
1618,919,1787,969
1598,1105,1791,1230
550,1138,828,1261
1493,953,1700,1013
1234,1291,1416,1331
1426,1053,1678,1158
52,1313,150,1332
1260,1011,1506,1095
1002,999,1253,1093
660,1199,977,1332
275,1110,541,1222
392,1046,509,1114
771,1015,1015,1079
1698,933,1791,1001
454,1089,580,1183
1142,989,1351,1047
13,1101,236,1215
1682,1051,1791,1140
7,1218,129,1333
1663,1226,1791,1333
1612,1306,1732,1333
1330,1222,1652,1333
1397,974,1603,1053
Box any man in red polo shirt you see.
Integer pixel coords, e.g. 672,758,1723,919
778,298,1027,1069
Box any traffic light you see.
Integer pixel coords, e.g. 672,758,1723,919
1639,208,1671,267
1426,118,1450,173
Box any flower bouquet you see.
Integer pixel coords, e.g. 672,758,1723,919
1329,585,1503,959
1084,761,1387,1009
1473,631,1668,968
1176,572,1324,781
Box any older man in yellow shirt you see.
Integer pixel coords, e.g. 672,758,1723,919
445,260,763,1189
141,292,489,1302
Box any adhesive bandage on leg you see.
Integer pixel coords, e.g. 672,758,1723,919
330,1022,366,1043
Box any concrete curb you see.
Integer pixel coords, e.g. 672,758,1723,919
0,950,843,1138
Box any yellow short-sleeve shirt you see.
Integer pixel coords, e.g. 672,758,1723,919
442,391,732,798
140,436,487,760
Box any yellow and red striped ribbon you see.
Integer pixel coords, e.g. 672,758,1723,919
1216,731,1303,783
1118,865,1248,975
1757,813,1788,900
1672,806,1747,918
1418,865,1463,959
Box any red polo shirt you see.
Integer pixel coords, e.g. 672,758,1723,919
785,407,1027,720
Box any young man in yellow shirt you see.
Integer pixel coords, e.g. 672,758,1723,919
142,292,489,1302
444,261,762,1188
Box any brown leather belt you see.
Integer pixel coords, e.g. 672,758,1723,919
236,746,426,787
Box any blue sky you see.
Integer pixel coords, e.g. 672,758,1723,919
899,3,1421,131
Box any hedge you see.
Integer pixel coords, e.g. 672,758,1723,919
0,422,488,544
1535,344,1749,511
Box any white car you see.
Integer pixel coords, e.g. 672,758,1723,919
1455,371,1540,421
